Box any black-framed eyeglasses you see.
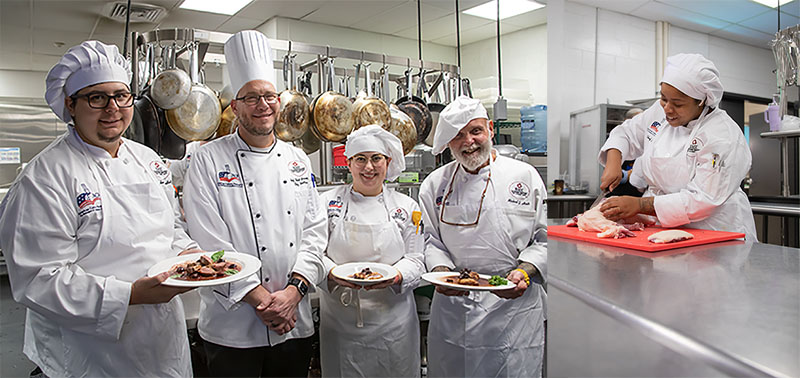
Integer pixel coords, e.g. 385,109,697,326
351,154,387,167
71,92,134,109
235,93,279,106
439,167,491,227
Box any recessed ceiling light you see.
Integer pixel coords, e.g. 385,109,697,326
179,0,253,15
750,0,794,8
463,0,545,20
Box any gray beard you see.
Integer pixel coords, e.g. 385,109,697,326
453,139,492,171
239,117,274,137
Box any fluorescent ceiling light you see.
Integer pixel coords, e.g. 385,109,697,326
179,0,253,15
463,0,545,20
750,0,793,8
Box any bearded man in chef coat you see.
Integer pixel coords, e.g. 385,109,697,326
182,30,327,377
0,41,200,377
419,96,547,377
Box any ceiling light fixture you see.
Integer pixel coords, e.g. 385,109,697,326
750,0,793,8
463,0,544,20
179,0,253,15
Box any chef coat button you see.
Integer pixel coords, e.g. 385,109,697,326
264,277,270,283
283,180,287,184
287,210,291,215
277,153,281,157
248,182,254,187
255,213,261,219
240,153,245,157
289,242,294,247
261,246,266,252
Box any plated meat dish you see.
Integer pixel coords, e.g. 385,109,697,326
170,251,242,281
648,229,694,243
566,200,648,239
443,269,482,286
350,267,383,280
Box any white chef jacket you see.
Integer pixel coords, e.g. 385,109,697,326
0,126,196,377
419,154,547,377
183,132,327,348
318,185,424,377
167,140,204,188
599,102,757,241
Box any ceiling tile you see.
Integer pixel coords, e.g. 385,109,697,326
570,0,651,14
460,22,523,44
709,23,776,48
660,0,771,24
31,1,103,33
1,0,31,28
301,1,404,27
738,8,799,34
779,0,800,17
631,1,732,34
425,0,487,13
503,7,547,28
239,0,327,19
216,16,265,33
349,1,451,35
155,8,230,30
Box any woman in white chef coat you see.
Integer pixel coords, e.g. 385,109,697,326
318,124,425,377
598,53,757,241
0,41,199,377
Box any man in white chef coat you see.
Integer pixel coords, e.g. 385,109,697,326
419,96,547,377
0,41,199,377
183,30,327,377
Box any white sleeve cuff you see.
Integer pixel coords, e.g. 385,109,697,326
654,193,690,227
97,277,132,340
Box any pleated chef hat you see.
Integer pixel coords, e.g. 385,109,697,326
45,41,131,123
661,53,723,108
225,30,275,96
431,96,489,155
345,124,406,181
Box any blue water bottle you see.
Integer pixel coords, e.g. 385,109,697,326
520,106,536,153
531,105,547,153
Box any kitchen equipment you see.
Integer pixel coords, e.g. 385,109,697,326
547,225,746,252
296,125,321,154
216,104,235,137
352,62,391,130
589,189,611,209
218,84,234,110
150,44,191,110
396,68,432,144
165,42,221,141
765,99,782,132
310,56,355,143
275,53,310,142
388,104,418,155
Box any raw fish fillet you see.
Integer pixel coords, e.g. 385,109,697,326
647,229,694,244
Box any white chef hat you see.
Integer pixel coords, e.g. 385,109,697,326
431,95,489,155
44,40,131,123
661,53,723,108
224,30,275,96
345,124,405,181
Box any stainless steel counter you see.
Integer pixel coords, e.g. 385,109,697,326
547,233,800,377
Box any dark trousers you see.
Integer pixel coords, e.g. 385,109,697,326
202,336,313,378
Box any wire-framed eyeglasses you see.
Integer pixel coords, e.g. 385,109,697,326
439,167,492,227
350,154,387,168
235,93,279,106
71,92,134,109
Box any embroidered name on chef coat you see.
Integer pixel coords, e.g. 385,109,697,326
687,137,703,157
391,207,409,223
646,121,661,141
76,183,102,216
328,198,343,218
149,160,172,185
217,164,243,188
507,181,531,206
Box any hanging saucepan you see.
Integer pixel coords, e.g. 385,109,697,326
218,84,234,110
159,106,186,159
296,124,321,154
150,44,192,110
136,88,163,153
275,53,310,142
310,57,354,143
216,104,236,138
165,42,221,141
352,62,391,130
424,70,447,146
388,104,418,155
124,102,146,144
395,68,432,144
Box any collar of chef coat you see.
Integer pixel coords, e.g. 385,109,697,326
67,125,129,161
234,129,278,153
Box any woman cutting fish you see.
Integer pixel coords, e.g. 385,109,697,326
598,53,757,241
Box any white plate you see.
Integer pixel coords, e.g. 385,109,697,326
147,251,261,287
421,271,516,291
331,262,399,286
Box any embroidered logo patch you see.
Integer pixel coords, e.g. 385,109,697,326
149,160,171,185
76,183,102,216
391,208,408,223
327,197,343,218
509,181,530,200
687,137,703,156
217,164,243,188
289,161,307,176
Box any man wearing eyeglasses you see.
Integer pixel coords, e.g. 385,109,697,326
419,96,547,377
182,30,326,377
0,41,201,377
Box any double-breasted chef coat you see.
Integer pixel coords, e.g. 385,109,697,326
0,126,196,377
600,102,757,241
419,154,548,377
183,131,327,348
318,184,425,377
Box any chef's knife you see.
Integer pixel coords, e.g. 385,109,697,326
590,189,611,209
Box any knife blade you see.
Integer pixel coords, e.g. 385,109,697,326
590,189,611,209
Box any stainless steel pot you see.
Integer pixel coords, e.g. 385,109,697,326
150,44,191,110
310,57,354,143
165,42,221,141
352,62,391,130
275,53,310,142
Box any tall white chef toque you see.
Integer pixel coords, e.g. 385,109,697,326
661,53,723,108
345,124,406,181
45,41,131,123
224,30,275,96
431,95,489,155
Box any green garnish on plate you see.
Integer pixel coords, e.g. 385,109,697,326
489,275,508,286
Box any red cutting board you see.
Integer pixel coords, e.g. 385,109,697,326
547,225,746,252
